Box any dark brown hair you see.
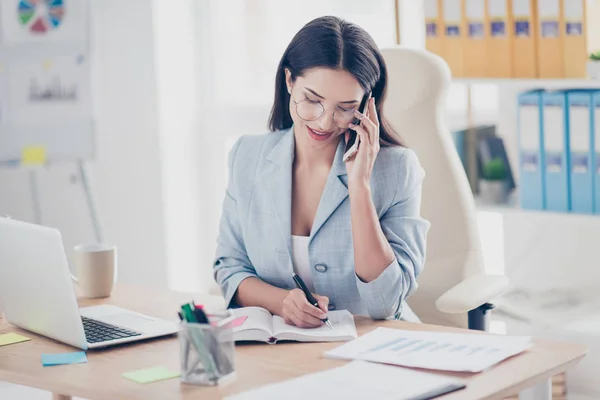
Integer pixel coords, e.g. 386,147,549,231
268,16,402,147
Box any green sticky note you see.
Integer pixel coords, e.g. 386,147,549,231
0,332,31,347
122,366,180,384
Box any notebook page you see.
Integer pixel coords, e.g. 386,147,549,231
225,360,466,400
272,310,357,341
229,307,275,337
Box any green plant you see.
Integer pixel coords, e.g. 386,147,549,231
590,51,600,61
482,158,507,181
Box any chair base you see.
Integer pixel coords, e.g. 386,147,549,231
468,303,495,331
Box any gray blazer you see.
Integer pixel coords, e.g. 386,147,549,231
213,127,430,320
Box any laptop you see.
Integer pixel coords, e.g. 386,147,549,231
0,217,179,349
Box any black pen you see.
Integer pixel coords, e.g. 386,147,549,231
292,273,333,329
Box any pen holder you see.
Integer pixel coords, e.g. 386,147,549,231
179,314,236,386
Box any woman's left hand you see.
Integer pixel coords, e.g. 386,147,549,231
345,97,380,190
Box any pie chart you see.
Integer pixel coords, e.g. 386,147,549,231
18,0,65,34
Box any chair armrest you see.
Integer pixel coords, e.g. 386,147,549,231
435,274,510,314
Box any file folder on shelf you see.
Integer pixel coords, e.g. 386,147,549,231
425,0,445,60
542,90,570,212
563,0,587,78
486,0,513,78
442,0,466,77
518,90,545,210
512,0,538,78
567,91,594,214
536,0,564,78
464,0,487,77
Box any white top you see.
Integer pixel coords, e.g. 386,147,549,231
291,235,315,293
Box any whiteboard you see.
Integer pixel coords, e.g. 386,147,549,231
0,0,93,163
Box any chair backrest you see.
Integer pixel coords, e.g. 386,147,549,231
380,47,485,329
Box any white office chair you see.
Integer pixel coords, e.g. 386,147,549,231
380,46,509,330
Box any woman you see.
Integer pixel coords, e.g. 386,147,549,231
213,16,430,328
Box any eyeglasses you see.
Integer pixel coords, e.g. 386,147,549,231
292,97,358,129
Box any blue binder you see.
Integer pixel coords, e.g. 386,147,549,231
567,90,595,214
517,90,545,210
542,90,570,212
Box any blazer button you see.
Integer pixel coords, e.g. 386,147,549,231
314,264,327,273
328,304,336,311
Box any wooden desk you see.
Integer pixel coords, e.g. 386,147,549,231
0,284,587,400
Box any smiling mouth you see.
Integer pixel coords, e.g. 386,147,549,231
307,126,335,141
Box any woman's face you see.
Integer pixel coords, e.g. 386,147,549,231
285,67,365,150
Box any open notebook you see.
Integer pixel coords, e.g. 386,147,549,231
224,307,357,343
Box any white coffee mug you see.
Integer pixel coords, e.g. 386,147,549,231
71,244,118,298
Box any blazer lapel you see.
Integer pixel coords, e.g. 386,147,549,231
264,128,349,253
310,139,349,241
265,128,295,259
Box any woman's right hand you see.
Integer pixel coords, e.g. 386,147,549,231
282,289,329,328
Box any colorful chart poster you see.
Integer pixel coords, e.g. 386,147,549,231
8,54,90,123
1,0,87,45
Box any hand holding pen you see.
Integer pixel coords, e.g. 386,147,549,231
283,273,333,329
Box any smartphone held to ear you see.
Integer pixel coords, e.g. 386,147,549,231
343,93,372,162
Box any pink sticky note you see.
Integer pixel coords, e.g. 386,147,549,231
221,316,248,329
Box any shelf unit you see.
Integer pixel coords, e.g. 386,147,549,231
476,199,600,221
452,77,600,199
454,78,600,87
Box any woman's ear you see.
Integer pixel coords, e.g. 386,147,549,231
284,68,293,95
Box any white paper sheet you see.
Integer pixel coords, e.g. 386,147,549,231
7,55,90,123
225,360,466,400
325,327,532,373
230,306,276,336
273,310,357,340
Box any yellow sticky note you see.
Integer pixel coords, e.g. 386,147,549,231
0,332,31,347
122,366,180,384
22,146,47,166
43,60,52,70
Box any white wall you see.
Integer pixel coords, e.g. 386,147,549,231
153,0,204,292
189,0,401,294
0,0,168,288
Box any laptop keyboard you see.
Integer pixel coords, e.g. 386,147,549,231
82,316,142,343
